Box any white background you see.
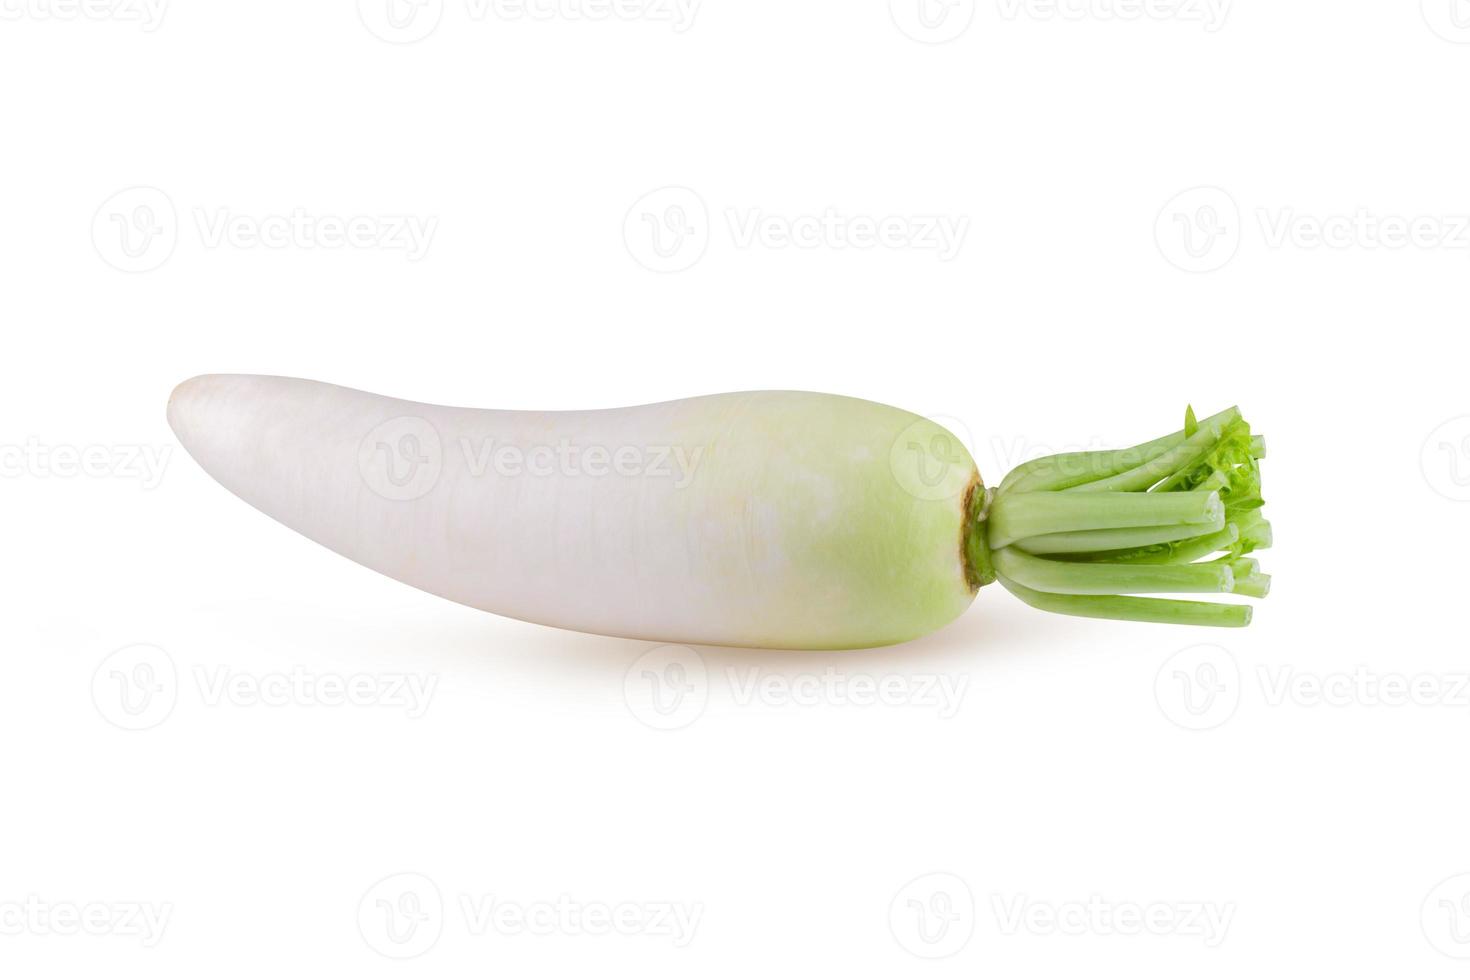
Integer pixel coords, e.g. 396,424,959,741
3,0,1469,976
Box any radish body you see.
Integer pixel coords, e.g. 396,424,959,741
168,375,980,649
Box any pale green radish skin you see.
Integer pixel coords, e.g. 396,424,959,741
168,375,979,650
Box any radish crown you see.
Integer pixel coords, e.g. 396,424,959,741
968,407,1270,627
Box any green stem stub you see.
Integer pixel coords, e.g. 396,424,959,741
963,481,996,591
980,406,1270,628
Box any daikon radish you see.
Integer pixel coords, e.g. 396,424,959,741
168,376,1269,649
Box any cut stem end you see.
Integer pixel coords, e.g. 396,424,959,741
978,406,1270,628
